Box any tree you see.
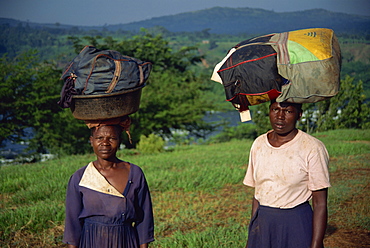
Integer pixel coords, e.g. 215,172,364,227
315,76,370,131
0,51,91,155
26,61,91,155
0,51,40,146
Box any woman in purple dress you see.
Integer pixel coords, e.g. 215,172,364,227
63,117,154,248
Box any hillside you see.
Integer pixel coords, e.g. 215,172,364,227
1,7,370,35
106,7,370,35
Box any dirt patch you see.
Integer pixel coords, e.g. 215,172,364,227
323,157,370,248
325,228,370,248
4,224,65,248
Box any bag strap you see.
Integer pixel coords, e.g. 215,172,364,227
105,60,121,93
82,54,150,94
83,54,130,94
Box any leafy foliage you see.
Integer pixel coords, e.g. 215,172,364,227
0,51,38,145
0,50,66,152
137,133,165,154
0,51,91,155
315,76,370,131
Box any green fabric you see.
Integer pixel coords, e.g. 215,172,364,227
288,40,319,64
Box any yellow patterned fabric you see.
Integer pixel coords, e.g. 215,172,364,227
288,28,333,63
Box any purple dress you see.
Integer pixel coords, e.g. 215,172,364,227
63,162,154,247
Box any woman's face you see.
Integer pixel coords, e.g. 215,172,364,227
269,102,302,135
90,125,121,160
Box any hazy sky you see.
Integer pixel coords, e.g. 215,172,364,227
0,0,369,26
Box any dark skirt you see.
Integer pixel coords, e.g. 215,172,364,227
80,216,140,248
247,202,313,248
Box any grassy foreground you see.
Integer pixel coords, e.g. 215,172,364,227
0,129,369,248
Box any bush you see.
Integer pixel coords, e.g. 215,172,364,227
137,133,165,154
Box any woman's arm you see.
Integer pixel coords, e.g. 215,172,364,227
140,244,148,248
63,172,84,247
67,245,78,248
310,188,328,248
251,197,259,219
246,197,259,247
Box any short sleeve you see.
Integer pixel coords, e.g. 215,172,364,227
243,143,256,187
308,141,331,191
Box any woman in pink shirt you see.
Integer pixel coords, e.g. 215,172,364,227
244,101,330,248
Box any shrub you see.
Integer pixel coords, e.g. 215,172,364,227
137,133,165,154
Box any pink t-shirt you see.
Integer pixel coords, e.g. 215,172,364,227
243,130,331,209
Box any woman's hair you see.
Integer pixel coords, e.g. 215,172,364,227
270,100,303,113
90,125,123,138
87,116,132,143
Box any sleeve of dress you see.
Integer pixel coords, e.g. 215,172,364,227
308,140,331,191
63,172,84,246
135,171,155,245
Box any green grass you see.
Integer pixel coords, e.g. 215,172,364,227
0,129,369,247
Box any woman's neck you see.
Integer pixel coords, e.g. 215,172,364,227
94,158,121,171
268,128,298,147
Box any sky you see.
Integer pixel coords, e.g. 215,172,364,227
0,0,369,26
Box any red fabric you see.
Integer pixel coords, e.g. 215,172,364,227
85,116,132,143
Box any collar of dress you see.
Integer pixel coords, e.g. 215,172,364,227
79,162,125,198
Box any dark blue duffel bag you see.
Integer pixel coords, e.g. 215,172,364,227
58,46,152,108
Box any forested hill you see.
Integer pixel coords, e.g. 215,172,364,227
1,7,370,35
109,7,370,35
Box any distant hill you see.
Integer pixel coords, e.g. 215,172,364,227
1,7,369,35
0,17,75,30
107,7,370,35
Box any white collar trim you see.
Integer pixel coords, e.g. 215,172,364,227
79,162,125,198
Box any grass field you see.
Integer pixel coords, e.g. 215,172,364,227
1,129,369,248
